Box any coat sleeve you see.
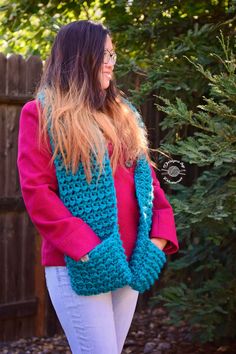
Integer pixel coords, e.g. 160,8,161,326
17,100,102,261
150,166,179,255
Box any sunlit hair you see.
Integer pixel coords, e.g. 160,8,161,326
36,20,152,182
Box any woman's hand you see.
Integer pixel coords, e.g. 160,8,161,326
80,254,90,262
150,237,168,251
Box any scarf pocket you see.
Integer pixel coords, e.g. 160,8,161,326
129,238,167,293
65,236,132,296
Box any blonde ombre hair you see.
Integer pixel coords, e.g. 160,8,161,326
36,20,152,182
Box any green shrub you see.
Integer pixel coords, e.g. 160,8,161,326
149,33,236,343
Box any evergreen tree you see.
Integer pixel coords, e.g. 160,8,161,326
149,33,236,343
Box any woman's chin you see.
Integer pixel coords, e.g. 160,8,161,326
101,80,111,90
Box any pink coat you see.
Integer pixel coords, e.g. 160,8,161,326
17,100,179,266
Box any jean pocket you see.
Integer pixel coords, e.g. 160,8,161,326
129,238,167,293
65,236,132,296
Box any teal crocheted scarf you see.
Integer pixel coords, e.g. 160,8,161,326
38,92,166,295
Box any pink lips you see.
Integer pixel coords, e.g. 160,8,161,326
103,72,112,80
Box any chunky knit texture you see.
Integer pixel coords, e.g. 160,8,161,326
38,92,167,295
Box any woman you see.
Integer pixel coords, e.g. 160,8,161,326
17,20,179,354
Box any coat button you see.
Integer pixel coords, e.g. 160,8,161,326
125,160,133,168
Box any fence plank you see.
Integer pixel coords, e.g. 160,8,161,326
0,214,7,303
0,197,25,211
0,94,33,105
34,234,47,337
0,106,6,196
22,213,35,299
5,53,26,95
0,299,38,320
0,53,7,94
26,56,43,94
4,106,19,196
0,211,36,340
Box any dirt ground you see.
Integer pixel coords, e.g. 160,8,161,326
0,306,235,354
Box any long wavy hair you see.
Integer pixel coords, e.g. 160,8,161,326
36,20,152,182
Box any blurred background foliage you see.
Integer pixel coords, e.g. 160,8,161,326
0,0,236,344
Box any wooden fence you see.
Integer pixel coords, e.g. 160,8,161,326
0,53,193,341
0,53,60,341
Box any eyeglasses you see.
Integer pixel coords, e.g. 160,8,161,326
103,49,117,65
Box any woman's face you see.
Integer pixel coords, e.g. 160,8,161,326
100,35,116,90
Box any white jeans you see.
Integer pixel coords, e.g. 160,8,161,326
45,266,139,354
